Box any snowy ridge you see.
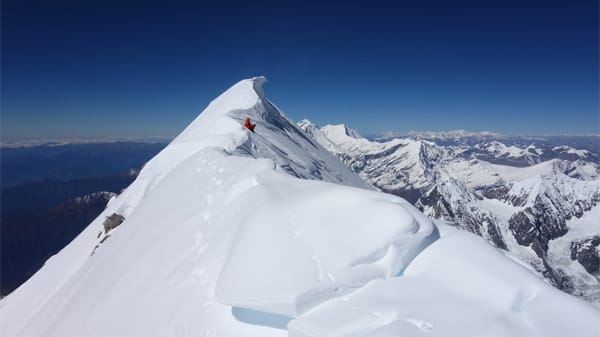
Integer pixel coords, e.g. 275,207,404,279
552,145,591,159
305,123,445,196
70,191,117,206
475,141,543,164
297,119,341,153
1,78,598,337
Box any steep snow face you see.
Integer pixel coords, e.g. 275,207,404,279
302,121,446,198
1,78,598,337
297,119,340,153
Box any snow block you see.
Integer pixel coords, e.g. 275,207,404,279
288,230,600,337
215,179,437,317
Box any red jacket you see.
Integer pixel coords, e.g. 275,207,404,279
244,117,256,131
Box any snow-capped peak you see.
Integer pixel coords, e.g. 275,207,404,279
297,118,317,130
173,76,267,143
552,145,591,158
297,119,342,153
320,124,362,142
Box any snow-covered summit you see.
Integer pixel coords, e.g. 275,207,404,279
296,118,316,130
1,78,598,337
296,119,341,153
320,123,362,142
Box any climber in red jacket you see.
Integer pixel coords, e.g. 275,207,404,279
244,117,256,132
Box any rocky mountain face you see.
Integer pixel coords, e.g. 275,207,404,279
299,120,600,305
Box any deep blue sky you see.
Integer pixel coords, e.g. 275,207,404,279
2,0,598,140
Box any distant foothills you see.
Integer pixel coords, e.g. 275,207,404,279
0,136,173,148
2,130,598,148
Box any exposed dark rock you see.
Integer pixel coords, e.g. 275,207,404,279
483,219,507,250
384,188,423,205
506,193,528,207
532,195,568,240
578,251,600,274
477,184,509,200
103,213,125,233
508,193,570,259
542,260,574,291
531,238,547,259
509,211,536,246
415,186,455,218
416,186,508,250
571,237,600,274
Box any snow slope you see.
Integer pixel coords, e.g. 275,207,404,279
290,227,599,337
1,78,598,337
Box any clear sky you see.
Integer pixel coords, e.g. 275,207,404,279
2,0,598,140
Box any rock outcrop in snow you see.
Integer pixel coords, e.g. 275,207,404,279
1,78,598,337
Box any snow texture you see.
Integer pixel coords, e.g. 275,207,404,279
289,227,600,337
216,180,436,317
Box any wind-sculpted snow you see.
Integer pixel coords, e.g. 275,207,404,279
1,78,598,337
216,180,436,317
289,227,600,337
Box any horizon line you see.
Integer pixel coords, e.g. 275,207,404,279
3,131,599,148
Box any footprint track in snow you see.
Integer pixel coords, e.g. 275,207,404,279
193,266,209,283
402,318,433,332
311,254,325,282
511,289,536,312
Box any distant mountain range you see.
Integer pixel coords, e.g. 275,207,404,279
0,136,172,149
299,120,600,305
373,129,600,142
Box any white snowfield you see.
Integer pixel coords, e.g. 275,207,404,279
289,227,599,337
216,178,436,317
0,77,598,337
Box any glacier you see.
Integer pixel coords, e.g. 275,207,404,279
0,77,598,337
